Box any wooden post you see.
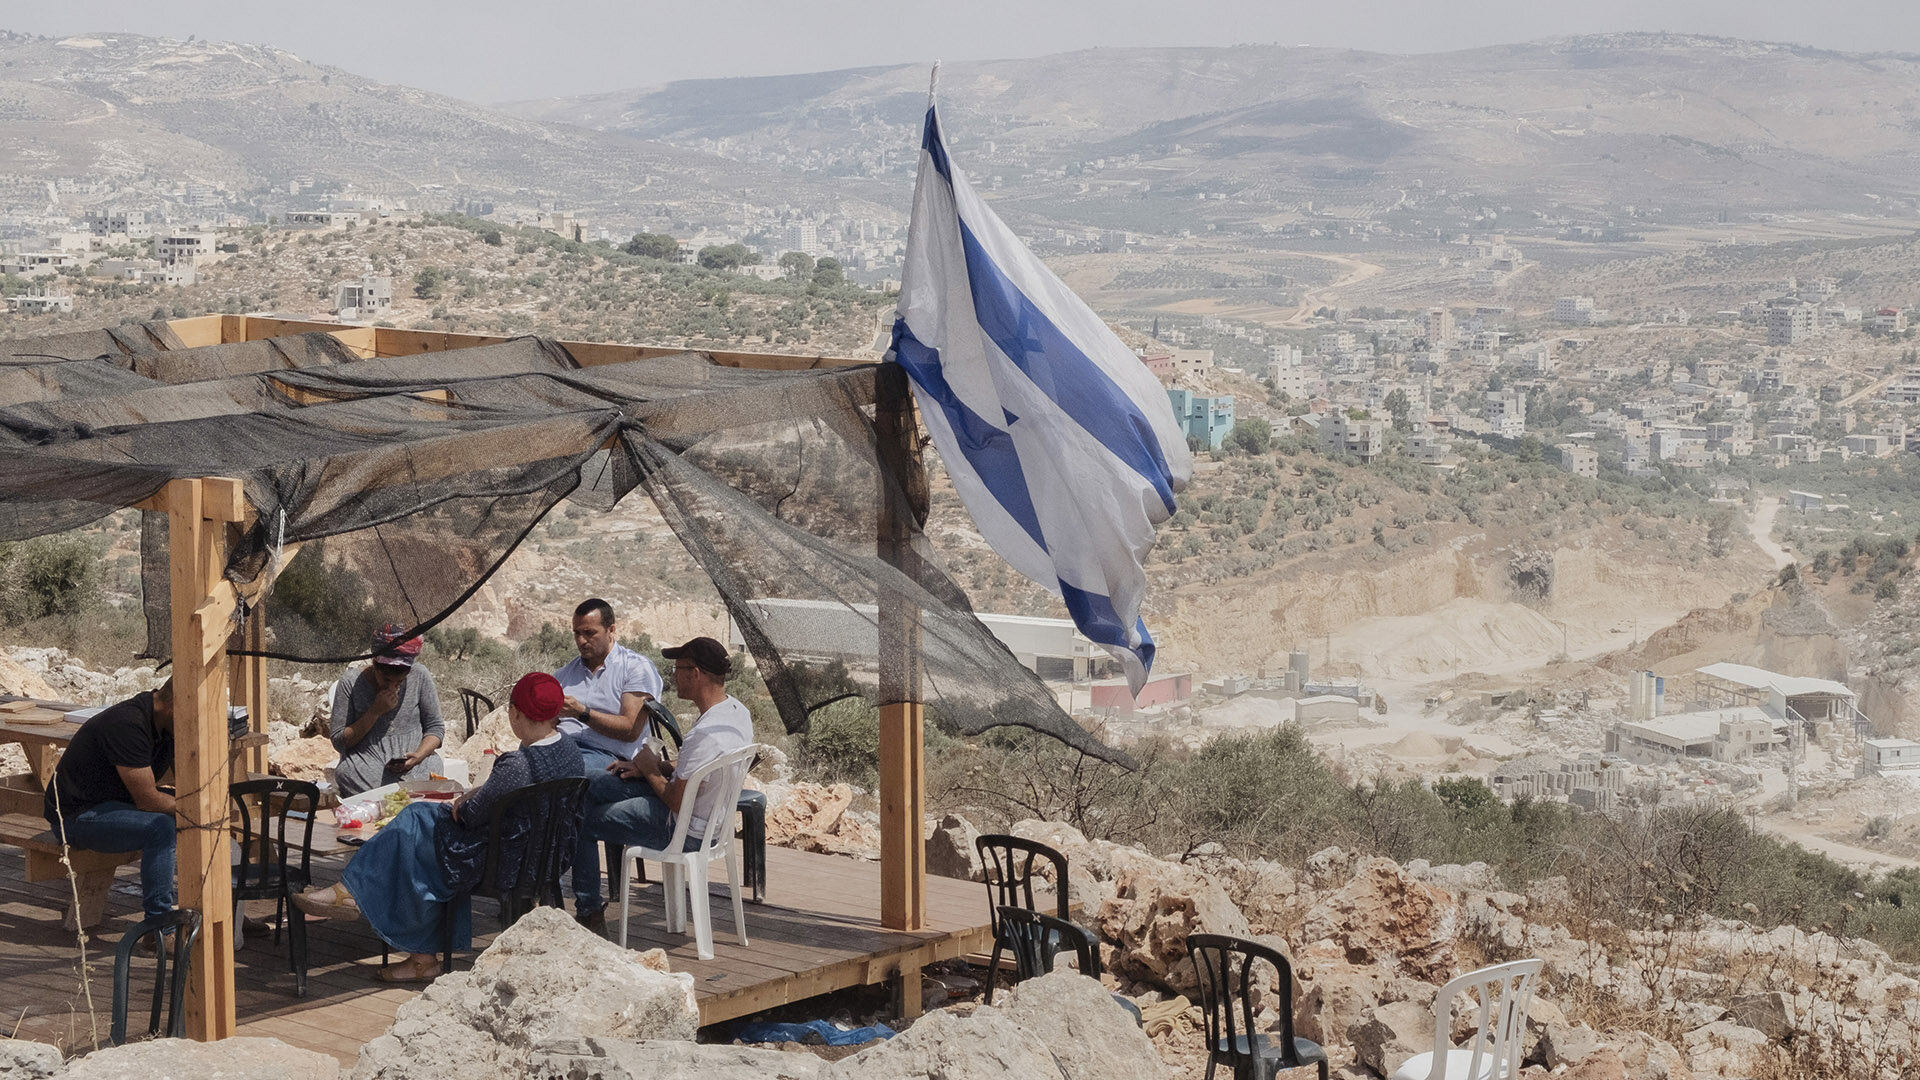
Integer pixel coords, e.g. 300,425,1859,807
166,476,245,1041
229,609,268,776
874,365,928,937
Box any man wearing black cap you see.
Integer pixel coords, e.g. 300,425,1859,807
575,636,753,930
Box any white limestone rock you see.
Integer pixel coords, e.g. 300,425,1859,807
0,1039,64,1080
352,907,697,1080
63,1037,336,1080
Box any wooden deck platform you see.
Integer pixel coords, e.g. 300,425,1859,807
0,842,1000,1065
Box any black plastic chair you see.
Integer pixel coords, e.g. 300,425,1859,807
608,701,767,903
391,775,589,972
458,688,495,740
230,777,319,997
996,905,1144,1024
975,834,1070,1004
111,908,202,1046
1188,933,1328,1080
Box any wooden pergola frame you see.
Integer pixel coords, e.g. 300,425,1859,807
112,315,929,1038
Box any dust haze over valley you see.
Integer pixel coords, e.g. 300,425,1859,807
11,16,1920,1075
6,23,1920,850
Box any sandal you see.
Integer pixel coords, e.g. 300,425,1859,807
374,955,442,983
292,885,361,922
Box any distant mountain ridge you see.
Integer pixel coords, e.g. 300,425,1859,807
0,30,875,222
3,29,1918,234
509,33,1920,217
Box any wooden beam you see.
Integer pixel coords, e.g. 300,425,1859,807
132,477,247,522
168,477,239,1041
874,363,927,933
180,316,871,372
200,477,246,524
167,315,225,349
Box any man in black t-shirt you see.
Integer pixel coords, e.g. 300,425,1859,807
43,681,178,920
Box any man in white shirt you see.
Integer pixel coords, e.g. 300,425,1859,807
582,636,754,930
553,598,662,926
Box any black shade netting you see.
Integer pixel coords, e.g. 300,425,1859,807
0,328,1123,762
0,320,184,364
621,428,1119,762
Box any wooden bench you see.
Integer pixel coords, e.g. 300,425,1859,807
0,812,137,930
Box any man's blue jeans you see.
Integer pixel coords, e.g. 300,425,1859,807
50,801,176,920
571,746,627,913
571,747,675,915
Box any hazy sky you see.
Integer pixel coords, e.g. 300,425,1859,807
10,1,1920,103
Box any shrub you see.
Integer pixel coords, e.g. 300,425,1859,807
796,696,880,788
0,535,104,625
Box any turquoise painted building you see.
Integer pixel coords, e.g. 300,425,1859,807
1167,388,1236,449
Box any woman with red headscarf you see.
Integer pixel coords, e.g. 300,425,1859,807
296,672,586,982
328,624,444,799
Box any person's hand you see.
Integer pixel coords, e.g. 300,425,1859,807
370,679,402,717
633,744,664,776
608,757,645,780
562,695,589,721
399,747,431,772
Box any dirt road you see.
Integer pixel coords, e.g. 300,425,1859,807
1757,816,1920,873
1278,254,1384,327
1748,497,1794,570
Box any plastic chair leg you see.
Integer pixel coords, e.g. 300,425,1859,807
288,900,308,998
441,899,456,975
615,849,634,948
984,932,1005,1005
661,862,686,933
737,794,767,903
725,850,748,947
687,860,715,961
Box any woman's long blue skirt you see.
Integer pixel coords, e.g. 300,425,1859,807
342,801,473,954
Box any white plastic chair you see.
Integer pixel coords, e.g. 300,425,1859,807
1389,958,1543,1080
614,742,761,960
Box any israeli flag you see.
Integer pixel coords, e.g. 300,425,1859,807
888,86,1192,695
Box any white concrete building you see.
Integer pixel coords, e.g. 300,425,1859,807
152,232,215,265
1767,297,1819,345
0,252,79,278
1864,738,1920,777
84,208,152,242
1554,296,1597,325
7,290,74,314
783,221,822,257
1555,443,1598,478
333,273,393,319
1607,707,1784,764
1319,412,1387,461
1168,349,1214,382
1484,389,1526,438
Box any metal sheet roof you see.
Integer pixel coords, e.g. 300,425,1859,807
1620,705,1780,745
1695,662,1854,699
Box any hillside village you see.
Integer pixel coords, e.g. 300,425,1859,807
4,22,1920,1080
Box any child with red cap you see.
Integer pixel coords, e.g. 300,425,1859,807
296,671,585,982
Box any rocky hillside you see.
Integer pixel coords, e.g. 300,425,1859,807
515,34,1920,218
924,439,1771,678
0,217,890,353
0,31,867,220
